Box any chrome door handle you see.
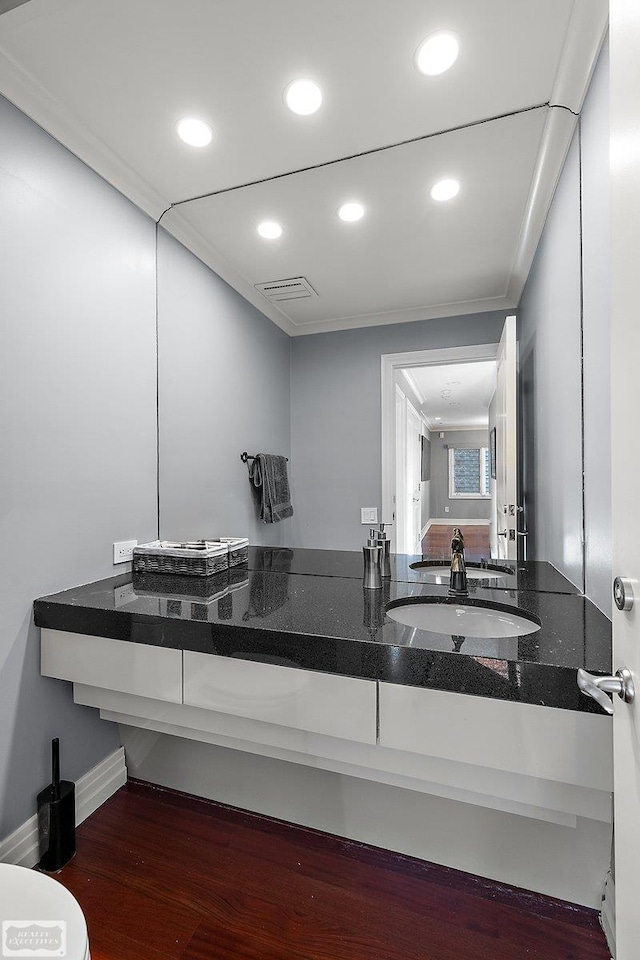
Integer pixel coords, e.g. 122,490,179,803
577,668,635,715
614,576,634,611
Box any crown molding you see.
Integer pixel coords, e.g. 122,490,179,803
287,296,515,337
505,106,578,307
160,210,297,336
550,0,608,113
0,42,169,219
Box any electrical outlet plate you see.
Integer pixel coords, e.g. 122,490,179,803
113,539,137,564
361,507,378,524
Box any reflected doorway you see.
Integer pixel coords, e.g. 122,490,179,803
382,317,519,559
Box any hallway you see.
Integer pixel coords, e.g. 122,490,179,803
421,523,491,561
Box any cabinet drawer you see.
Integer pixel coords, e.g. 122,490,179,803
41,629,182,703
378,682,612,791
183,652,377,743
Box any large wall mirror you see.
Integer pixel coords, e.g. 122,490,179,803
154,1,610,613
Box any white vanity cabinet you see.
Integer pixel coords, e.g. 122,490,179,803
41,630,183,703
40,629,377,742
182,651,377,743
378,682,611,791
40,629,612,847
40,628,614,907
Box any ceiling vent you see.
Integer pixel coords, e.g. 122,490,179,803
255,277,318,303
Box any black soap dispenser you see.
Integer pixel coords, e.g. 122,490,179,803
37,738,76,872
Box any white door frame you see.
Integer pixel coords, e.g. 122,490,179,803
394,383,407,554
381,341,501,553
405,397,423,553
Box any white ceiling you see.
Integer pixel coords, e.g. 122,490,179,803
0,0,608,336
404,360,496,430
168,108,547,334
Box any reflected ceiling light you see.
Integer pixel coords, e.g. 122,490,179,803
257,221,283,240
284,78,323,115
430,178,460,202
176,117,213,147
434,417,442,421
415,31,459,76
338,202,365,222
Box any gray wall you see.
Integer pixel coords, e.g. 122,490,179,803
0,95,158,836
519,39,611,613
157,229,292,545
290,312,506,551
429,430,491,521
519,128,583,591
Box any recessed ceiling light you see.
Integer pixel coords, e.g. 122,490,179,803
284,78,323,115
415,31,459,76
257,221,283,240
434,417,442,421
430,178,460,202
338,202,365,222
176,117,213,147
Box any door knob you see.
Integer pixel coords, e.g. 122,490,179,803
614,576,634,611
577,668,635,715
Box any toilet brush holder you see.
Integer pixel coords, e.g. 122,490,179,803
37,739,76,872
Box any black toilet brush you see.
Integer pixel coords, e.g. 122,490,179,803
37,738,76,871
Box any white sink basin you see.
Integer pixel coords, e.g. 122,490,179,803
413,566,508,584
386,599,540,638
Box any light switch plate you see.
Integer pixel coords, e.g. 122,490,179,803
113,539,137,564
361,507,378,524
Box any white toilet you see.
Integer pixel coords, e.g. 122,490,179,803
0,864,90,959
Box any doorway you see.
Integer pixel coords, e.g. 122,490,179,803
382,318,518,558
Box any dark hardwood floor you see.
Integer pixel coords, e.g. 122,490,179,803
53,781,609,960
422,523,491,561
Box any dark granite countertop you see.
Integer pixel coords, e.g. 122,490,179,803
247,547,581,594
34,549,611,715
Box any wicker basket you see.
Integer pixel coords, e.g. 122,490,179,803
132,569,230,600
132,540,229,577
205,537,249,567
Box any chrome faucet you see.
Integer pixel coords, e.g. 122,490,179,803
449,527,468,596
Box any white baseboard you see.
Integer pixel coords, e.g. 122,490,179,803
0,746,127,868
426,518,490,526
601,870,615,958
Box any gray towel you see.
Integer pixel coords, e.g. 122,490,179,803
248,453,293,523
